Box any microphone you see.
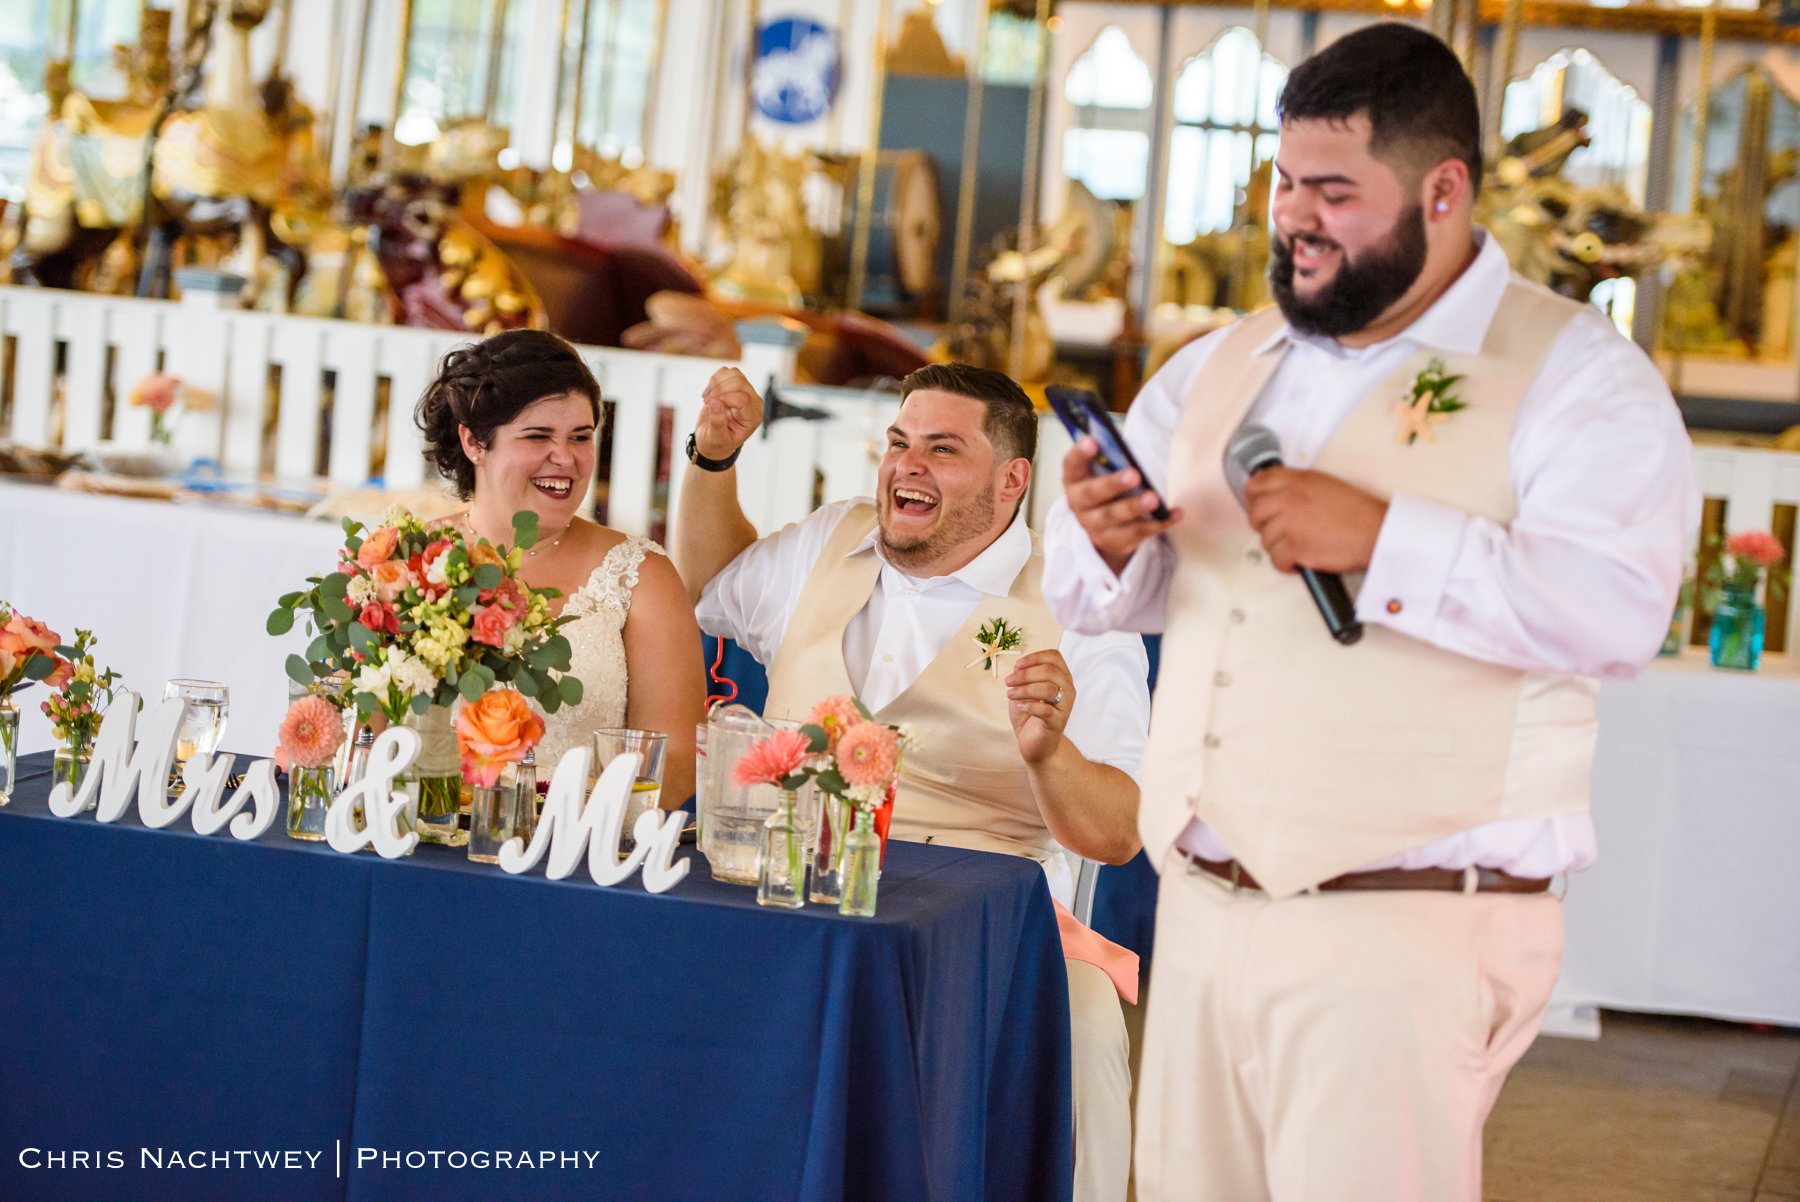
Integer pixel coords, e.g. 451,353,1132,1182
1225,424,1364,646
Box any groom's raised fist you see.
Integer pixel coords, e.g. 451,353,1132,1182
696,367,764,461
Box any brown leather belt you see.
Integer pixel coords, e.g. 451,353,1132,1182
1184,851,1551,895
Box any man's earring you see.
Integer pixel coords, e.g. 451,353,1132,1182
1435,201,1448,213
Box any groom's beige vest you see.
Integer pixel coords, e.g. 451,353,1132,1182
1139,277,1599,898
763,505,1063,861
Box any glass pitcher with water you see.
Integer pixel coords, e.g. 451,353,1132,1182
700,705,818,884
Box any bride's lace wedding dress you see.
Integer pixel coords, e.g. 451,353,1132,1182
535,534,663,767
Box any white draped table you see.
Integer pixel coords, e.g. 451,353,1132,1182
1554,649,1800,1029
0,480,342,759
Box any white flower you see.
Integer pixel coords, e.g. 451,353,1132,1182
345,574,377,604
388,649,439,698
424,549,452,588
500,622,526,656
380,503,412,528
895,722,919,749
354,661,392,696
846,782,884,805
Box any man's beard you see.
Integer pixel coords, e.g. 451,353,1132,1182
1269,204,1428,337
878,480,998,571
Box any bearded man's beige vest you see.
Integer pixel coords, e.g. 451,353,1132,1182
763,505,1064,861
1139,277,1599,899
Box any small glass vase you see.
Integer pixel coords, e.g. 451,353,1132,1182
53,743,94,806
343,725,375,834
810,793,850,905
402,703,465,846
0,699,18,806
839,808,880,918
469,750,537,864
286,764,335,841
1709,584,1764,671
757,789,806,909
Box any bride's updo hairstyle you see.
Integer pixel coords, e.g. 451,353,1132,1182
416,328,601,499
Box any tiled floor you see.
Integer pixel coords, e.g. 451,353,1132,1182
1119,1003,1800,1201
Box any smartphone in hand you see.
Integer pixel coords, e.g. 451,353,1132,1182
1045,385,1171,521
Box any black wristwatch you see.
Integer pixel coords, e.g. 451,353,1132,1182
686,432,741,472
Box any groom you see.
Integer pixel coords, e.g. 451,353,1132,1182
673,362,1149,1202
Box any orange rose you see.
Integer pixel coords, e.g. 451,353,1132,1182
468,541,506,570
369,559,413,603
356,525,400,567
129,372,181,414
454,689,545,788
1,613,60,657
44,656,74,688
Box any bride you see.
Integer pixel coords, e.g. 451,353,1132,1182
416,329,705,805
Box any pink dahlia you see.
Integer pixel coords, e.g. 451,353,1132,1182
279,695,346,770
733,728,813,787
805,695,864,750
835,723,899,789
1727,530,1786,566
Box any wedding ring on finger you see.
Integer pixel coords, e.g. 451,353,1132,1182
1052,685,1065,708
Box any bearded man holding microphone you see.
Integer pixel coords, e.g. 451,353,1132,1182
1044,25,1696,1202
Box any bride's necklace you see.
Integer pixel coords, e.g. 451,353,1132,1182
462,510,571,557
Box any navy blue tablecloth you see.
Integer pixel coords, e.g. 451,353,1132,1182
0,751,1071,1202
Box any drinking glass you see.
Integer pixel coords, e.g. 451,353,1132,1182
593,728,668,852
165,679,229,794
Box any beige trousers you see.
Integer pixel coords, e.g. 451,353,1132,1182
1135,859,1562,1202
1069,957,1132,1202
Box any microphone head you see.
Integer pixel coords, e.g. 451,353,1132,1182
1224,424,1284,503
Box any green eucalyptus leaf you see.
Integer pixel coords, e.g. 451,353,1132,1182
266,607,295,636
558,674,583,705
455,585,480,606
278,591,303,607
473,563,502,590
341,516,364,536
540,690,562,714
815,766,849,796
852,698,873,721
459,673,484,703
410,692,432,715
285,655,315,686
800,723,829,754
320,571,350,600
306,634,331,661
354,691,377,719
444,662,459,686
527,643,557,671
348,622,376,655
345,535,364,555
514,671,538,697
22,653,55,681
512,509,540,550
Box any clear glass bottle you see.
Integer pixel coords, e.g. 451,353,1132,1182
0,699,16,807
756,789,805,909
343,725,375,833
286,765,335,841
469,750,536,864
402,703,466,846
809,793,849,905
839,808,880,918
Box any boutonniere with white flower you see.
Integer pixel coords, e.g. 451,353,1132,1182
1394,358,1466,446
966,617,1024,679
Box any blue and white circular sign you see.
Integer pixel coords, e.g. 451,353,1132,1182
753,17,841,125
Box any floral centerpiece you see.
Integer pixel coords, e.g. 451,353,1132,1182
265,505,578,843
280,695,348,841
129,372,212,447
39,629,123,796
1702,530,1790,671
457,689,546,863
0,602,73,806
734,697,913,915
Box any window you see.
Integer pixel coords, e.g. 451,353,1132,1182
1163,28,1285,245
1061,26,1153,203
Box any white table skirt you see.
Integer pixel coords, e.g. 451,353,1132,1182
0,481,343,761
1556,650,1800,1027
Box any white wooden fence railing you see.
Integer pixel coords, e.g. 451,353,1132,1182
5,283,1799,630
0,282,901,538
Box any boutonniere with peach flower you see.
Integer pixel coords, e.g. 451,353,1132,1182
1394,358,1465,446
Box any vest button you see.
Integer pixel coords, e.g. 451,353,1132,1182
1214,671,1231,687
1228,608,1246,624
1203,734,1221,749
883,654,894,663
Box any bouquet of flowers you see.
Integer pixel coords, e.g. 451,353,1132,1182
40,629,123,753
732,696,911,810
266,506,580,726
0,602,73,699
1702,529,1789,610
454,689,545,788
